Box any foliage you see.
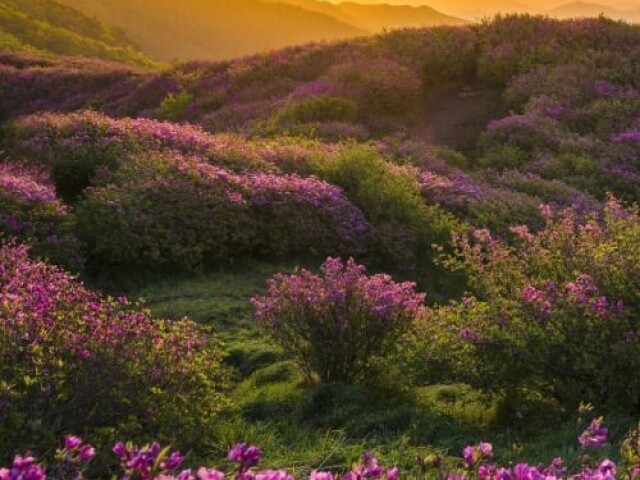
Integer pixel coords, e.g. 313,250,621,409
0,161,81,268
275,96,358,126
415,198,640,411
317,145,463,294
0,242,229,458
74,152,367,271
0,0,155,66
160,90,194,120
252,257,425,383
4,415,640,479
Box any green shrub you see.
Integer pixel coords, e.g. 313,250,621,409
74,154,256,271
317,146,463,294
276,96,358,125
160,90,194,120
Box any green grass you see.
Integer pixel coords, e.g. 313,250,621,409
130,263,635,475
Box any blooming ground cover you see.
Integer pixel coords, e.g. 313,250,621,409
1,12,640,480
2,415,638,479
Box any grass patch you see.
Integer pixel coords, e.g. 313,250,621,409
129,263,635,474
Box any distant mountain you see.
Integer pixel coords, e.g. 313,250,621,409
57,0,466,61
0,0,154,65
330,0,539,20
57,0,370,61
271,0,467,31
547,1,640,20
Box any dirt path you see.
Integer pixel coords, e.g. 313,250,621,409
414,86,507,155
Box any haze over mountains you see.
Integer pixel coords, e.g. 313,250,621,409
56,0,466,61
340,0,640,21
2,0,639,63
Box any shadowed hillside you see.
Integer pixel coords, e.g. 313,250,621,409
57,0,465,60
57,0,369,60
0,0,155,65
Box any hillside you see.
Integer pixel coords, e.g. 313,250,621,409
2,13,640,479
0,0,154,65
57,0,465,61
272,0,467,30
57,0,369,61
336,0,539,19
548,1,640,20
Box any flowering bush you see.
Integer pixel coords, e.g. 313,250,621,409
6,111,340,199
0,242,229,457
252,257,425,383
414,198,640,410
0,162,81,268
1,438,403,480
74,154,256,270
74,153,367,270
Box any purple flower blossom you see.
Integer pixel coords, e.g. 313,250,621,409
228,444,262,469
579,418,608,449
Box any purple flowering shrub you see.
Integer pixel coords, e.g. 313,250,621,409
414,198,640,410
0,162,82,268
74,154,257,270
236,172,368,259
0,242,229,456
479,114,565,170
0,53,147,123
74,153,367,270
252,257,425,383
6,111,341,200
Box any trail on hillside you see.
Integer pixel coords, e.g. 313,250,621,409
415,86,507,155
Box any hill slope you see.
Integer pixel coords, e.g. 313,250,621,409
271,0,466,31
548,1,640,20
0,0,154,65
57,0,369,61
332,0,539,20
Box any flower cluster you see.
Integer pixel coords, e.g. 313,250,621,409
0,455,46,480
579,418,609,449
0,242,228,457
0,162,81,268
0,420,635,480
113,442,185,479
416,197,640,410
253,257,425,382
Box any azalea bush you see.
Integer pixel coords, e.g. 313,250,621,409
414,197,640,411
252,257,425,383
6,111,339,199
0,242,229,457
74,153,367,270
0,162,81,268
1,437,402,480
